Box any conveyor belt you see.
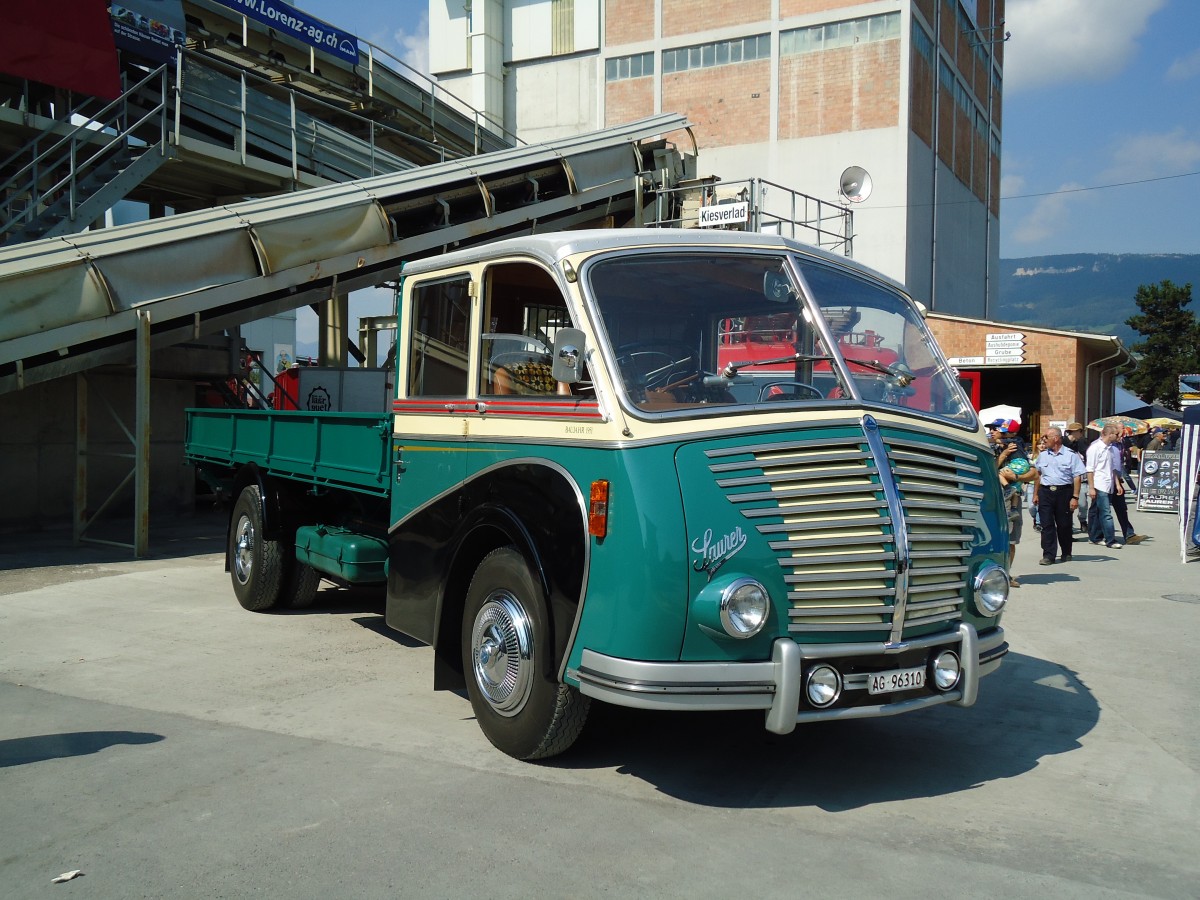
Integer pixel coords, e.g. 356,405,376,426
0,114,691,394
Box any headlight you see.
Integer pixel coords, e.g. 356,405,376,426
805,664,842,708
972,563,1009,616
929,649,962,691
719,578,770,638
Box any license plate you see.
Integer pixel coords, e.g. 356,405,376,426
867,666,926,695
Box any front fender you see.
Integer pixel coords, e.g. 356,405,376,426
386,459,588,691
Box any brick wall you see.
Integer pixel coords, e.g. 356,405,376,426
910,44,934,147
928,317,1086,424
778,0,862,17
953,104,971,184
913,0,935,26
605,0,654,47
605,77,655,126
971,126,987,199
662,59,770,147
779,40,899,138
661,0,771,38
936,82,953,166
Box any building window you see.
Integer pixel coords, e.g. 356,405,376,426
912,20,934,64
552,0,575,56
605,52,654,81
662,34,770,75
780,12,900,56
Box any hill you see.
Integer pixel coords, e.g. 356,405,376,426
995,253,1200,348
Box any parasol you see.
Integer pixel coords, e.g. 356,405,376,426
978,404,1021,424
1088,415,1148,434
1145,417,1180,429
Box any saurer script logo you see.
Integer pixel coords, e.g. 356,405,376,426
691,526,748,580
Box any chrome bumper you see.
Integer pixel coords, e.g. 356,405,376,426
570,624,1007,735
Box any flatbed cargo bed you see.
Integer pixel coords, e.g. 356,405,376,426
185,408,392,496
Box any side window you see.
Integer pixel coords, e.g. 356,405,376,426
478,262,576,397
408,276,471,397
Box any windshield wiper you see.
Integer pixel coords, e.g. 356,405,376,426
713,353,833,379
846,358,916,386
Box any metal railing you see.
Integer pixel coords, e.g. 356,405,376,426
651,177,854,256
215,5,520,153
1,44,522,242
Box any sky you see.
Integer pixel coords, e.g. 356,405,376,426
999,0,1200,258
289,0,1200,345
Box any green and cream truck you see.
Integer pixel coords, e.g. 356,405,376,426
185,229,1012,760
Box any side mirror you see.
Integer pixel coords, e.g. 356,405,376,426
763,270,795,303
552,328,587,384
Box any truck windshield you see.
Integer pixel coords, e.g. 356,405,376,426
585,250,974,425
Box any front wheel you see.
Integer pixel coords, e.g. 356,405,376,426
462,547,590,760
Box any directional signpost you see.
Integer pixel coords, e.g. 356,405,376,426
985,332,1025,365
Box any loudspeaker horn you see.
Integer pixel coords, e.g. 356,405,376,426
839,166,873,203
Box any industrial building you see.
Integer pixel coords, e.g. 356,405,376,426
432,0,1006,318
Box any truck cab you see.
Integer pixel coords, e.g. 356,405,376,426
386,230,1009,757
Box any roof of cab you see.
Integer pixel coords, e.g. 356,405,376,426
397,228,909,295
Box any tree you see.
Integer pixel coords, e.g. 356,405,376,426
1122,280,1200,409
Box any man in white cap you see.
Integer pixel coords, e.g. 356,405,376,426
1034,426,1086,564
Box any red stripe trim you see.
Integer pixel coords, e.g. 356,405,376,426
392,399,604,419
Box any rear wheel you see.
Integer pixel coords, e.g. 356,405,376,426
462,547,589,760
280,561,321,609
229,485,285,611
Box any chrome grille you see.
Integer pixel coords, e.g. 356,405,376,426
705,428,985,637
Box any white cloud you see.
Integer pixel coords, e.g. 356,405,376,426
1000,171,1027,197
1166,47,1200,81
1008,182,1085,245
1103,128,1200,180
393,13,430,78
1003,0,1167,93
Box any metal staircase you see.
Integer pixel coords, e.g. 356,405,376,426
0,50,482,246
0,65,171,244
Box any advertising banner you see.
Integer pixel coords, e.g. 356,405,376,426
110,1,186,64
1137,450,1182,513
1,1,121,99
211,0,359,65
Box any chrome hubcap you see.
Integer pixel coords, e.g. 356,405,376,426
470,591,534,716
233,515,254,585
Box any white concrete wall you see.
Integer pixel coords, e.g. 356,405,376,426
697,127,910,285
430,0,470,74
509,0,599,60
505,55,600,142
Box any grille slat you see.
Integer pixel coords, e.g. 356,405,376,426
709,428,984,638
726,484,881,504
894,465,985,487
741,499,883,517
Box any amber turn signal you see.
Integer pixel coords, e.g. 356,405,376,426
588,480,610,538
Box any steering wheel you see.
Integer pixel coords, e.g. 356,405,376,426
759,381,823,402
615,340,702,397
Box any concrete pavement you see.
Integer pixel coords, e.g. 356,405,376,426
1,506,1197,898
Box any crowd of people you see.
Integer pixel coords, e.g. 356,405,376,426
986,416,1158,585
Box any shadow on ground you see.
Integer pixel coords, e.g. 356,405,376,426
0,731,164,768
0,509,228,573
545,651,1096,811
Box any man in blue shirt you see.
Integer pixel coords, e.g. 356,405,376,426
1033,426,1086,565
